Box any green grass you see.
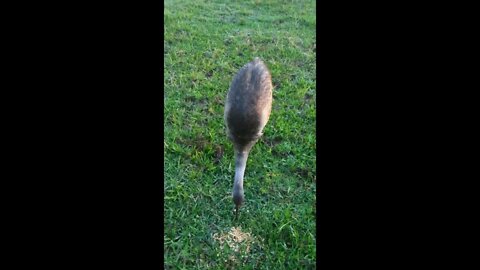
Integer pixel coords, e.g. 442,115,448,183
164,0,316,268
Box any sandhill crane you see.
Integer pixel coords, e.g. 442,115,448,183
224,57,273,218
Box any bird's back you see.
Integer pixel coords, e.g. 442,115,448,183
225,58,273,145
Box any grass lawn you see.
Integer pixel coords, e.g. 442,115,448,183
164,0,316,268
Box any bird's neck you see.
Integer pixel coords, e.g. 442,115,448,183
234,151,249,188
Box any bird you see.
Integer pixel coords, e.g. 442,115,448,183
224,57,273,218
